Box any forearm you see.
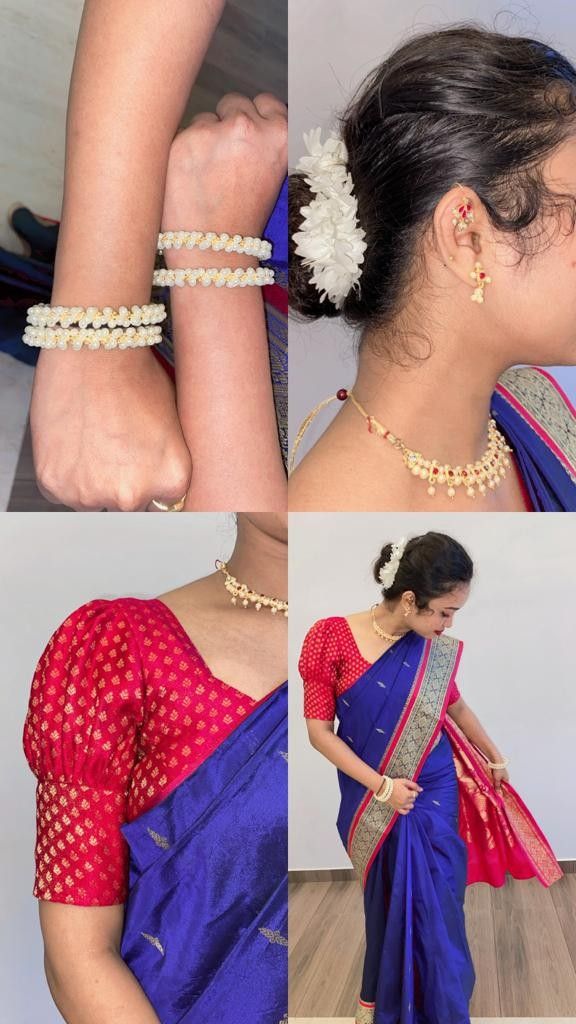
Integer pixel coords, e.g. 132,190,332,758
52,0,225,306
308,726,383,792
449,701,504,762
172,277,287,509
45,948,160,1024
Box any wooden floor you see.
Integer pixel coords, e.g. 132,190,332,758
6,0,286,512
289,873,576,1018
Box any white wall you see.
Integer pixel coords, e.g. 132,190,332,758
288,0,576,455
0,512,236,1024
289,512,576,871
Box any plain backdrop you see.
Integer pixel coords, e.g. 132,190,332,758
288,0,576,457
0,513,236,1024
289,512,576,871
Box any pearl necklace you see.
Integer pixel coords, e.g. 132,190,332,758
370,604,406,642
346,390,512,499
215,560,288,617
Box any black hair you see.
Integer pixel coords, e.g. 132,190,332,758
290,23,576,353
373,532,473,607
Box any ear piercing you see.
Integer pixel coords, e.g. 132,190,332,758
450,188,491,303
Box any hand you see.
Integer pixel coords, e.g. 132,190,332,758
162,92,287,240
490,766,509,792
385,778,423,815
30,347,192,510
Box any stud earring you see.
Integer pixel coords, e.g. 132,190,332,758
451,196,474,233
470,261,492,303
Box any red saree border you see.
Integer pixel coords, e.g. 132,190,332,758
495,366,576,480
347,636,463,888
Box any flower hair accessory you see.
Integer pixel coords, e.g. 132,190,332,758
378,537,407,591
292,127,367,309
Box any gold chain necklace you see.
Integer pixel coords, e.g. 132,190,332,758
347,390,513,499
370,603,405,642
215,560,288,617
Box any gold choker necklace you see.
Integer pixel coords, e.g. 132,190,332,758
215,560,288,617
370,604,405,642
346,390,512,499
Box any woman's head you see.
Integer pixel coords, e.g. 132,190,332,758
290,24,576,366
373,532,473,638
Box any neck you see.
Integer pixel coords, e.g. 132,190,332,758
373,601,410,637
225,514,288,603
354,320,509,465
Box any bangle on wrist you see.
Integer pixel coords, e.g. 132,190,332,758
373,774,394,802
26,303,166,329
153,266,274,289
486,756,509,770
158,230,272,260
23,324,162,350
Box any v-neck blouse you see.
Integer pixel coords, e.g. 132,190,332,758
23,597,269,907
299,616,461,720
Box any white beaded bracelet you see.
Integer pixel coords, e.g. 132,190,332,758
22,324,163,350
158,230,272,260
152,266,275,288
26,303,166,329
373,775,394,802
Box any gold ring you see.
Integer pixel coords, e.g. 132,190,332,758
150,494,187,512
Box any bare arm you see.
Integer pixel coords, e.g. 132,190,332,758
447,697,509,789
40,903,160,1024
305,718,422,814
31,0,225,510
162,94,288,511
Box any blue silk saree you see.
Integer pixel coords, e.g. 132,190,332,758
335,631,561,1024
491,366,576,510
120,680,288,1024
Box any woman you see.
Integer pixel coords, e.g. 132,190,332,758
289,25,576,512
298,532,562,1024
23,513,288,1024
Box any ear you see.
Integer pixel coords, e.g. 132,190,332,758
433,182,491,290
402,590,416,610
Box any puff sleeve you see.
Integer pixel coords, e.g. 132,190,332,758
22,599,144,906
298,617,339,720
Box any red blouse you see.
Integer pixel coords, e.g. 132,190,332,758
299,616,461,720
23,597,270,907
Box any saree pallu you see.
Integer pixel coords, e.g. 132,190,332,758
335,633,562,1024
120,681,288,1024
492,366,576,510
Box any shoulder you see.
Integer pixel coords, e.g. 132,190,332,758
302,615,347,642
496,366,575,427
37,596,159,668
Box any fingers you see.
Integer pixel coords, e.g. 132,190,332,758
253,92,287,121
189,112,220,127
215,92,259,121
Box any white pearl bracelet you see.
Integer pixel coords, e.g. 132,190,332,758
486,756,509,770
373,775,394,802
152,266,275,288
23,324,163,350
158,230,272,260
26,303,166,329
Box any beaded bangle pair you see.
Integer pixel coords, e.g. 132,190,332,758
23,228,273,350
373,775,394,802
156,228,274,290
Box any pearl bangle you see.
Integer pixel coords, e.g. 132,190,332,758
373,775,394,802
486,756,509,770
22,324,163,350
26,303,166,329
152,266,274,288
158,230,272,260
